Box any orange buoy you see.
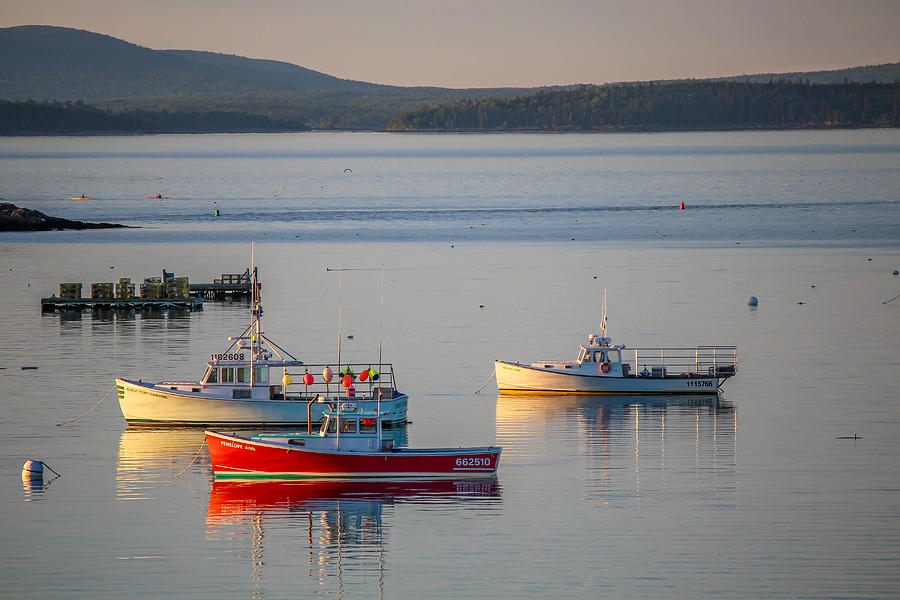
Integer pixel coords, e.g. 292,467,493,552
303,372,314,386
679,202,685,210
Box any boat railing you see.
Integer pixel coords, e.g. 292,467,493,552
627,346,737,377
281,362,401,399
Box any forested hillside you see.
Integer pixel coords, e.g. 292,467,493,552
0,25,536,128
2,26,897,132
0,99,308,133
387,81,900,131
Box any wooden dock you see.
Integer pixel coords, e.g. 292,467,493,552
189,272,252,299
189,283,252,299
42,270,251,312
41,297,204,312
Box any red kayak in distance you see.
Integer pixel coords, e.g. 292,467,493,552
206,404,501,480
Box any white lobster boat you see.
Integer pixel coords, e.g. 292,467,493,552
495,304,737,395
116,268,407,427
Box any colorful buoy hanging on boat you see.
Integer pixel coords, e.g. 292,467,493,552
282,369,292,387
370,368,379,381
359,369,369,382
341,374,353,388
303,372,314,386
322,366,333,383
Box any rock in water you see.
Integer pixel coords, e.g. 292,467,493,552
0,202,127,232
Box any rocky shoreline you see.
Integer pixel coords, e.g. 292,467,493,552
0,202,127,231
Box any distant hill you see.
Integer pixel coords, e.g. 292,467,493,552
0,25,377,99
0,25,537,128
710,63,900,85
1,25,897,131
387,81,900,131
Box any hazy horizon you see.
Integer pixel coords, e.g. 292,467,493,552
2,0,899,88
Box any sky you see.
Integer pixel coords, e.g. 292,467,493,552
2,0,899,88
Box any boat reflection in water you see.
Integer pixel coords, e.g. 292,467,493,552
496,394,737,502
205,478,502,598
116,426,412,498
116,427,212,499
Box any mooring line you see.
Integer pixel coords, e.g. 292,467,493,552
175,437,208,478
40,461,61,477
57,385,116,426
474,370,496,394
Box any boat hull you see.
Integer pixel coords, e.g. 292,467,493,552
495,360,721,394
115,378,408,426
206,431,501,479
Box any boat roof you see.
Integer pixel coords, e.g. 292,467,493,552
323,405,387,418
206,358,304,367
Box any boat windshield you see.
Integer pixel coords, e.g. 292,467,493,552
578,347,587,363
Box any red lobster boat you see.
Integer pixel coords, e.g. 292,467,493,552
206,404,501,479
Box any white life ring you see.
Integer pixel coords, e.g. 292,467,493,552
599,362,611,374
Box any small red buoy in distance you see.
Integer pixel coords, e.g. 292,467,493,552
679,202,685,210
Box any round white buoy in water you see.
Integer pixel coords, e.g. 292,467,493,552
22,460,43,480
747,296,759,306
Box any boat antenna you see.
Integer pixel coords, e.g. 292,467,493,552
601,288,608,340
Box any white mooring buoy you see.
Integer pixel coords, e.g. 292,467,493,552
747,296,759,306
22,459,44,480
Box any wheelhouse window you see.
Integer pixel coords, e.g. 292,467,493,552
221,368,235,383
606,350,620,363
359,418,377,435
341,418,357,434
595,351,605,362
205,367,218,383
326,417,337,434
237,367,251,383
253,367,268,384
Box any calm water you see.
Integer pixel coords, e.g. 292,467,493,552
1,131,899,599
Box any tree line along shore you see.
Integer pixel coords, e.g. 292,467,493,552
2,80,898,134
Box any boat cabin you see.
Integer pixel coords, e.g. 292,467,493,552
575,334,628,376
255,404,393,452
197,357,301,400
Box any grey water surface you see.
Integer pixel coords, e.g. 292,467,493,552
1,130,898,599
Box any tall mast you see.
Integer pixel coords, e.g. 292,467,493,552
336,264,342,451
250,241,255,387
378,264,384,416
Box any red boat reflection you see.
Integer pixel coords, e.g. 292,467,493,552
207,477,501,525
